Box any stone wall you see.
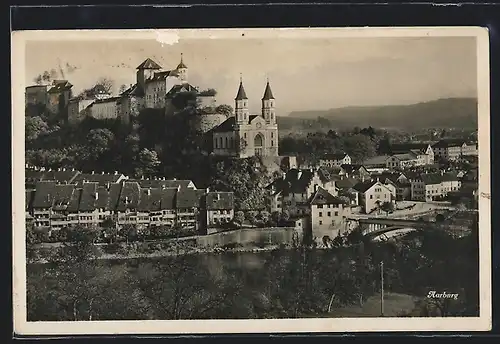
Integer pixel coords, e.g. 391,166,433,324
195,227,299,247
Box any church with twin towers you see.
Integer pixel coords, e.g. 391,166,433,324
212,75,279,158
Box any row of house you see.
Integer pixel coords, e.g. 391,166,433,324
362,140,477,170
26,179,235,233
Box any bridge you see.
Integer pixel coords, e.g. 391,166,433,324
346,217,434,236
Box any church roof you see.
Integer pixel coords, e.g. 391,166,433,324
262,81,275,100
136,58,162,70
213,117,236,133
235,81,248,100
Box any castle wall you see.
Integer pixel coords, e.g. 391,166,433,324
191,113,228,134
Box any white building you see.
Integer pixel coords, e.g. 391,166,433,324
89,97,120,120
319,153,352,168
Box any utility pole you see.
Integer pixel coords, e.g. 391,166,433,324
380,261,384,316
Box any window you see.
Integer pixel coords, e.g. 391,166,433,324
271,132,274,138
370,195,373,199
319,212,323,217
271,140,274,146
319,220,323,225
335,211,339,216
317,204,323,209
225,137,228,147
327,211,331,217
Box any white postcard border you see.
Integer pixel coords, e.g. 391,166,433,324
12,27,492,335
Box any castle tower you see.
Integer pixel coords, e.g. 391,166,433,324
235,74,249,125
136,58,162,91
176,53,188,83
261,78,276,124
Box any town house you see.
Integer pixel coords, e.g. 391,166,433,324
319,153,352,168
175,188,206,231
309,186,351,240
432,139,478,161
266,169,338,216
410,172,462,201
390,143,435,165
205,192,235,229
353,180,395,214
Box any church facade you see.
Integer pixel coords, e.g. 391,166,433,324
212,78,279,158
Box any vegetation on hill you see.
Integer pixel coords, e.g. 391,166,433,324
281,98,478,131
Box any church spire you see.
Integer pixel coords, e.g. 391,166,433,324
177,53,187,69
262,78,274,100
235,74,248,100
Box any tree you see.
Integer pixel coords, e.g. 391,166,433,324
120,224,138,244
25,116,49,142
135,148,161,178
380,201,395,216
86,128,115,159
215,104,233,117
245,211,259,225
96,77,114,93
258,210,271,226
233,211,245,226
119,84,128,94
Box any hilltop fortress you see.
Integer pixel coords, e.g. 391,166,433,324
25,55,279,158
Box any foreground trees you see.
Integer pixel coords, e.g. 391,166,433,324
27,223,479,320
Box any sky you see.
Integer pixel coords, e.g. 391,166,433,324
25,35,477,115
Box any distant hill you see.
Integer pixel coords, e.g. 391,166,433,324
281,98,478,130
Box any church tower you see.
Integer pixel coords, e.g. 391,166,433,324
176,53,188,83
261,78,276,124
235,75,249,125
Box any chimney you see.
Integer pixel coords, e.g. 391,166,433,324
177,185,181,192
101,171,105,175
216,193,220,200
114,171,118,175
63,168,66,171
141,175,144,180
107,182,110,190
173,178,177,181
95,192,99,200
147,188,151,196
125,196,129,203
91,171,94,175
206,187,210,193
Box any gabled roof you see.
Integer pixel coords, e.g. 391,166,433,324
267,169,316,196
136,58,162,70
73,172,124,187
127,179,195,190
389,152,418,161
121,84,145,97
432,139,468,148
206,192,234,210
235,81,248,100
116,181,141,211
165,83,198,97
78,182,99,212
32,181,58,208
316,167,340,183
336,177,360,189
353,180,388,193
262,81,275,100
390,143,431,154
146,70,179,83
160,188,178,210
92,96,121,104
309,187,345,205
340,164,368,175
52,184,77,211
176,188,204,209
363,155,391,166
213,117,236,133
47,80,73,94
138,188,163,212
40,169,80,183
